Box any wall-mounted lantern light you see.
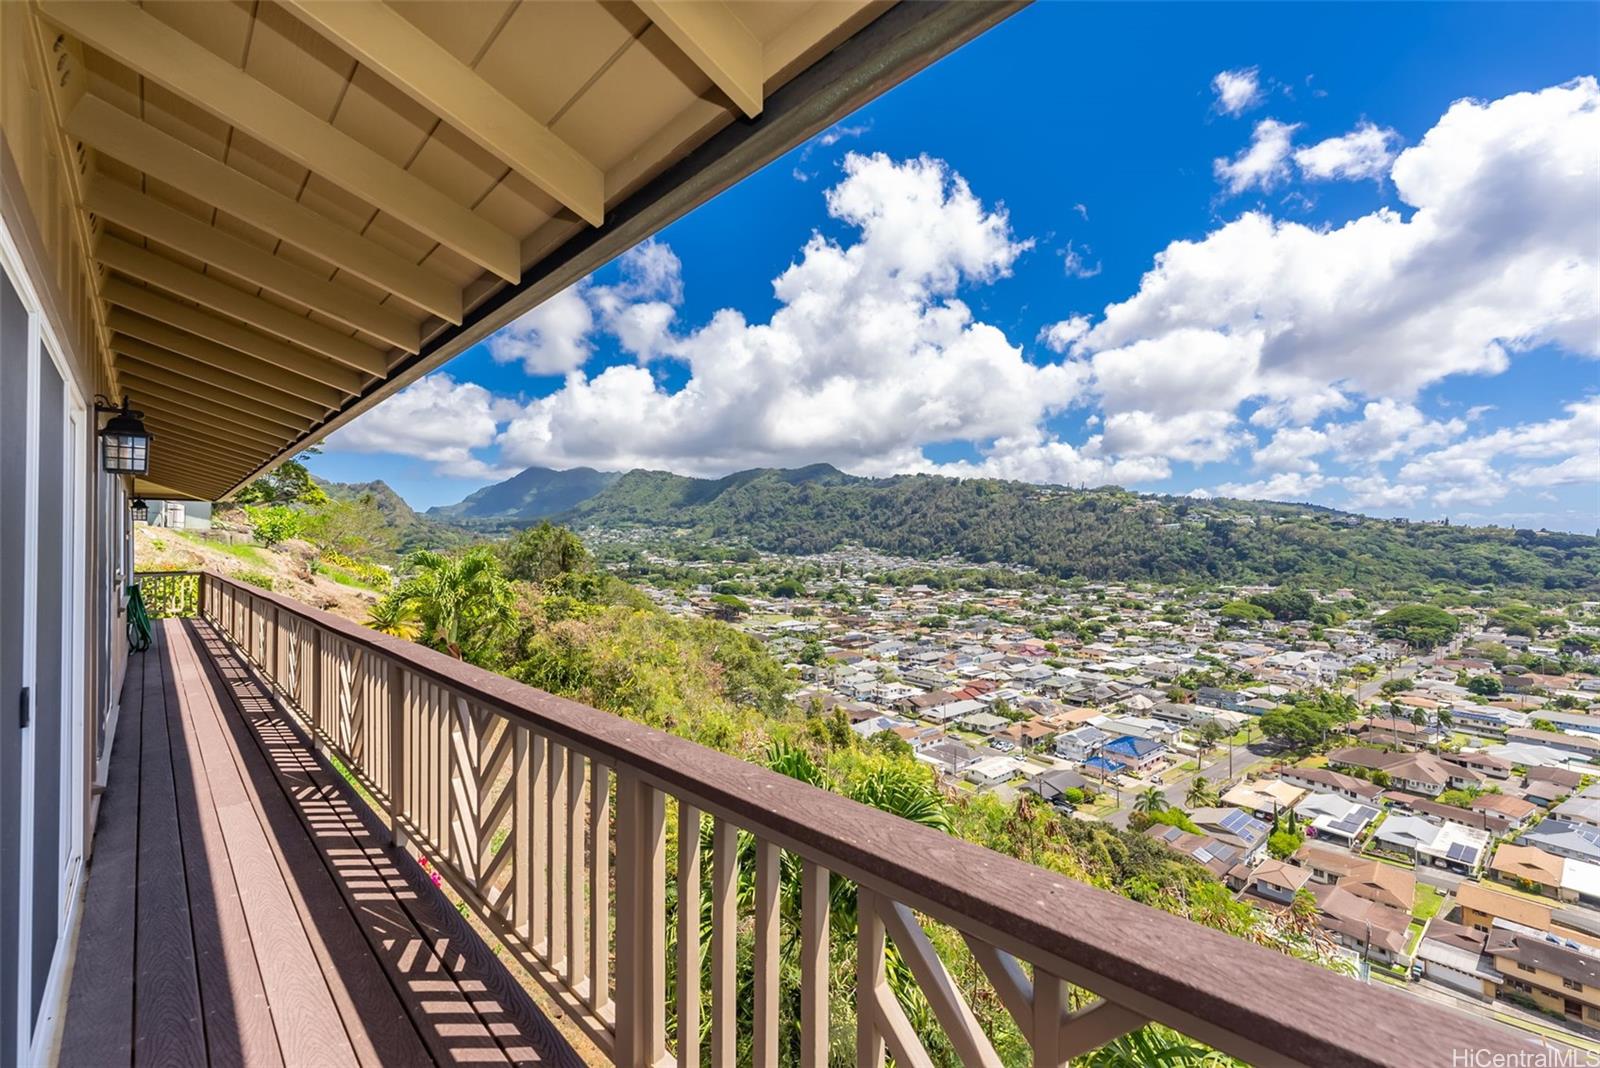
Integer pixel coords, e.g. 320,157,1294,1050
95,395,151,475
130,498,148,523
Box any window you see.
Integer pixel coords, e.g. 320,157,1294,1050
1564,978,1583,992
1517,962,1537,973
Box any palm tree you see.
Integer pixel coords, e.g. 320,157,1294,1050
1135,786,1167,816
1185,777,1216,810
364,592,419,640
393,548,514,662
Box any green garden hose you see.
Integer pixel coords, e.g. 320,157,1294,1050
127,583,152,653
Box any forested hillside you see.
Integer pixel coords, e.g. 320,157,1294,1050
426,465,620,525
551,465,1599,596
316,477,470,555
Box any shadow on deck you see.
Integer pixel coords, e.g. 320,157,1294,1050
60,618,584,1067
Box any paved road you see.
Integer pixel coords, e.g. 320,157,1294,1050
1352,656,1427,703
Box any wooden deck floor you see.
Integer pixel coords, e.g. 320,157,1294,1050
60,618,584,1067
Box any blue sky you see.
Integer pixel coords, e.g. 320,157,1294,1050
314,2,1600,531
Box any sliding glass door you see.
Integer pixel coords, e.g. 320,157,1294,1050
1,237,89,1068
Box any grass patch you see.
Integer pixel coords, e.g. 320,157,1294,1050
1413,882,1445,920
315,561,383,591
1406,921,1425,957
172,528,272,567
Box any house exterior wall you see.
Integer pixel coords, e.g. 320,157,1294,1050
3,10,127,1061
1492,957,1600,1026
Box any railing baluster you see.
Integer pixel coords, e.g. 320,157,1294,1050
676,803,702,1068
549,742,569,973
710,818,737,1068
856,888,887,1068
754,838,779,1068
530,734,549,955
1031,972,1068,1068
513,726,533,942
616,772,666,1068
800,859,829,1068
567,751,587,991
388,659,406,847
589,762,612,1020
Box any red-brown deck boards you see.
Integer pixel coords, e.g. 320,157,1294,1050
61,618,574,1066
163,623,285,1068
59,646,145,1067
190,619,581,1065
133,624,208,1068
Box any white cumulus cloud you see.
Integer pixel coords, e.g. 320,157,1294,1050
1214,118,1300,193
1083,78,1600,433
1213,68,1263,116
496,153,1086,477
1294,121,1400,180
327,373,518,479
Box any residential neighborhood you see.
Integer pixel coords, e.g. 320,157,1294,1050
604,536,1600,1047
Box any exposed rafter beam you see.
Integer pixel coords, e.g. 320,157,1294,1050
281,0,605,227
107,309,350,407
102,278,362,394
64,95,462,323
140,402,300,447
146,449,249,487
144,419,280,466
146,474,233,500
635,1,764,118
146,430,277,472
136,389,302,448
112,338,331,421
118,368,306,433
39,0,520,281
96,236,387,377
87,177,421,351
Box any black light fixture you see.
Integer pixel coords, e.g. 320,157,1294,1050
95,395,151,475
130,498,149,523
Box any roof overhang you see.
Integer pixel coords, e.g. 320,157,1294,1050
23,0,1025,500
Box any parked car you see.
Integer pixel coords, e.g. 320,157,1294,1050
1410,961,1424,981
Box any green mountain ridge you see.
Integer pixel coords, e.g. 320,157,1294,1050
425,465,622,524
316,476,471,554
414,464,1600,594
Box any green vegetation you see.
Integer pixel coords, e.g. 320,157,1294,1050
1220,600,1272,625
235,568,275,591
235,458,328,507
1413,884,1445,921
1466,674,1503,697
1256,691,1358,750
244,504,305,548
533,465,1600,596
383,548,514,663
1268,828,1304,860
1373,603,1462,648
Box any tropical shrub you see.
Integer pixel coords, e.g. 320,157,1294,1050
246,504,304,548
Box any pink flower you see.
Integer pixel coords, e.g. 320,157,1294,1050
430,872,443,888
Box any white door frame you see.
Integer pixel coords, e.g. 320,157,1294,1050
1,212,90,1068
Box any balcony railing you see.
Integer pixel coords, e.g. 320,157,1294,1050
133,569,201,618
163,568,1531,1067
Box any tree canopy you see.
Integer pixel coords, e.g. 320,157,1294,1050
1374,604,1461,648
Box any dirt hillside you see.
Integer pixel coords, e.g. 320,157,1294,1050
134,514,383,624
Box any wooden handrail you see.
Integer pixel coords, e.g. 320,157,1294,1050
193,568,1538,1067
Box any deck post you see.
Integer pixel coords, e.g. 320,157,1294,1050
387,657,407,849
